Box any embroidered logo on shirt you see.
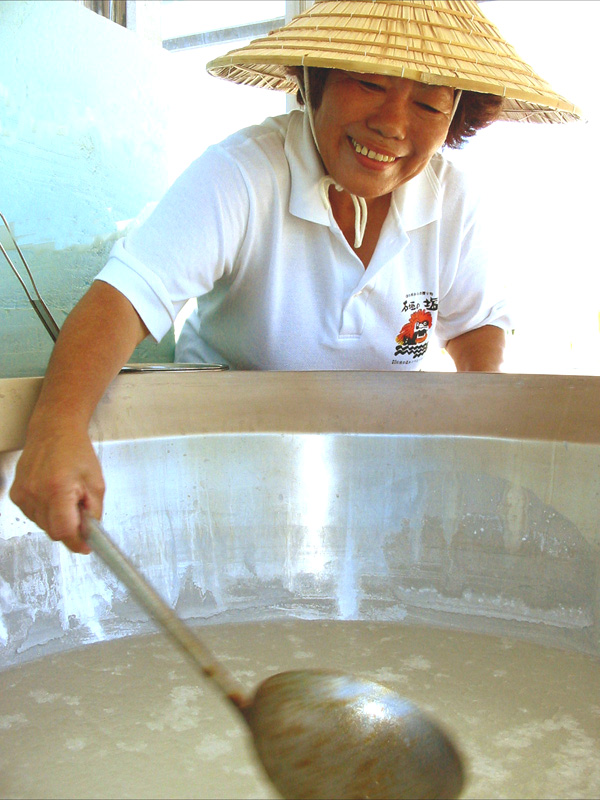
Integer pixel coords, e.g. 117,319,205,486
392,293,438,363
394,309,433,359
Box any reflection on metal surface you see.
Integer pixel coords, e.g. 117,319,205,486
361,700,388,720
298,436,330,575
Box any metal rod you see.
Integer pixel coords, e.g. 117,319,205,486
84,515,250,711
0,212,60,342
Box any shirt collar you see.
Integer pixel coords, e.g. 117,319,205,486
285,109,443,232
286,110,330,226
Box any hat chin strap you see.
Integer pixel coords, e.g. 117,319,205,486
451,89,462,119
319,177,368,250
299,67,462,251
301,65,368,249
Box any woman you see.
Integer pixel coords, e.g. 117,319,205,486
10,0,580,552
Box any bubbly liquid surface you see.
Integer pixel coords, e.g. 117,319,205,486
1,620,599,799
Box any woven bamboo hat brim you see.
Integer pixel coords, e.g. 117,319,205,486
207,0,582,124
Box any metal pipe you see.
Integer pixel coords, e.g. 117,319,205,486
0,211,60,341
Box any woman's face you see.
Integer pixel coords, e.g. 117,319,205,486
313,70,455,199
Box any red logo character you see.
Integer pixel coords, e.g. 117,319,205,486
394,309,432,358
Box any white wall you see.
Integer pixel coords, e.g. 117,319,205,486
0,0,175,377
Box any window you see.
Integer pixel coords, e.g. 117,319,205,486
78,0,127,27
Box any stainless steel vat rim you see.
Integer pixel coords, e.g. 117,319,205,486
3,371,600,453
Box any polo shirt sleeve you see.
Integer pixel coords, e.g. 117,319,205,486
434,172,513,348
94,145,250,342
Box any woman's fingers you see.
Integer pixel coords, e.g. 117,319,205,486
10,432,105,554
46,490,93,554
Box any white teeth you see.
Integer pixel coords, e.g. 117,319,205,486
351,137,396,163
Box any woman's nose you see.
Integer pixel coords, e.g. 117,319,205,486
367,94,410,140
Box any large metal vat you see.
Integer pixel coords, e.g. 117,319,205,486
0,371,599,798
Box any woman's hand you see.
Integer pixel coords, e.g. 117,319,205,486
9,281,149,553
10,424,105,554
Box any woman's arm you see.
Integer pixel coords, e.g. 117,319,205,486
445,324,506,372
9,280,149,553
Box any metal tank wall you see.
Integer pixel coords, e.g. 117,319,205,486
1,371,599,668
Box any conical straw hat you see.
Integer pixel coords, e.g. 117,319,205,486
207,0,581,123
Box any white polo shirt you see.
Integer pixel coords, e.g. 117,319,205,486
96,110,511,370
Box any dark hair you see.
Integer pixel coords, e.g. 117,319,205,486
446,91,503,148
287,66,503,149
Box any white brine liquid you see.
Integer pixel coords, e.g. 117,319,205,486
1,620,598,799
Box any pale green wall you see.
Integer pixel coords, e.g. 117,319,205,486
0,0,175,377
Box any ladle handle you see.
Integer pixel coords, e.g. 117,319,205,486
83,516,250,712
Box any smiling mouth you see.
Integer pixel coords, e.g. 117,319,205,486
350,137,398,163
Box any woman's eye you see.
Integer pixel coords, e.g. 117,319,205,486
417,102,442,114
359,80,384,91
